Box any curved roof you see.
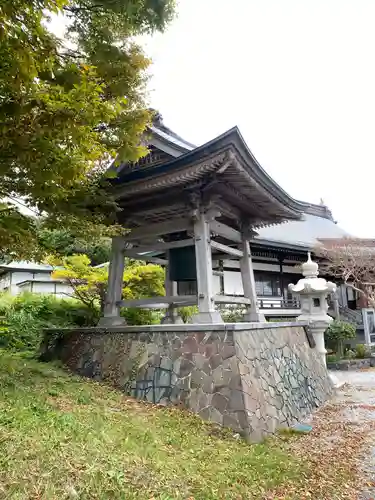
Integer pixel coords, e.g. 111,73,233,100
113,127,308,225
112,121,350,240
114,127,334,218
149,125,195,153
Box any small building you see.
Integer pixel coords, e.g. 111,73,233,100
0,261,73,298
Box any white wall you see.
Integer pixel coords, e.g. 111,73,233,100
55,284,74,298
10,271,35,295
18,281,73,297
212,274,221,295
0,272,11,292
32,282,56,294
223,271,244,296
1,269,73,297
34,272,53,281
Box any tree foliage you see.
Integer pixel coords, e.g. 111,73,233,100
325,319,356,357
50,254,165,322
0,204,41,261
37,224,112,265
0,0,175,258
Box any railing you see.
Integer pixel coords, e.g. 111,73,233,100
258,297,301,309
329,304,364,326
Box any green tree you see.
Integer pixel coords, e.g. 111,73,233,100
0,0,175,258
50,254,165,323
37,225,112,265
325,320,356,358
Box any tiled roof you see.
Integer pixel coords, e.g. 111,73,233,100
0,261,53,271
255,213,350,249
150,125,195,152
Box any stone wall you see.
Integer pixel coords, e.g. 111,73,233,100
43,323,332,441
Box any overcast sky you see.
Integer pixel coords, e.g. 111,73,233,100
52,1,375,237
141,0,375,237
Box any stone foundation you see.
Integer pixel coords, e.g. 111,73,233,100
42,322,332,441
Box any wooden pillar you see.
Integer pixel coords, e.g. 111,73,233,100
279,256,285,301
98,236,126,326
161,254,183,324
219,259,225,295
239,237,266,322
192,211,223,323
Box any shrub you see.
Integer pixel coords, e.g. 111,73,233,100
325,320,356,358
221,305,245,323
177,306,198,323
344,349,356,360
121,308,162,326
326,354,339,363
355,343,371,359
0,292,94,352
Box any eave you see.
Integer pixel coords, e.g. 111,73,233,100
113,127,306,224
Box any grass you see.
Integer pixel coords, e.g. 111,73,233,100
0,350,306,500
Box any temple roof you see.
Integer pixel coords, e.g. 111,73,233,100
112,121,347,237
255,213,350,249
149,124,195,155
113,127,310,227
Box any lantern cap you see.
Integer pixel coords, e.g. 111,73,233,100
302,252,319,278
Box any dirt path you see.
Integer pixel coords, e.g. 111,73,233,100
334,371,375,500
266,369,375,499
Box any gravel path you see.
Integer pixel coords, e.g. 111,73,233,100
333,370,375,500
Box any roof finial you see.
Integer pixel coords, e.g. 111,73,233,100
150,108,164,128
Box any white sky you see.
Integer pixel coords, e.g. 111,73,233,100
51,1,375,237
142,0,375,237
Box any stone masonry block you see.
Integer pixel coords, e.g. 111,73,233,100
52,325,332,443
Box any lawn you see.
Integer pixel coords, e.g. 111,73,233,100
0,351,305,499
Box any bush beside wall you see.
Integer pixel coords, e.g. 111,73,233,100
0,293,167,352
0,293,94,351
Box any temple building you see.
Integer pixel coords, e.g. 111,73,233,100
101,115,355,325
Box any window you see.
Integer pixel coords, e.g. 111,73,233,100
255,273,281,297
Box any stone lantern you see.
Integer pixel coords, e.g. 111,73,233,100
289,252,336,367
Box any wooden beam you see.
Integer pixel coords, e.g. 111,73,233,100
118,295,197,308
210,221,242,243
212,270,224,277
133,255,168,265
124,238,194,257
125,218,192,242
214,295,251,305
145,257,168,265
210,240,243,258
